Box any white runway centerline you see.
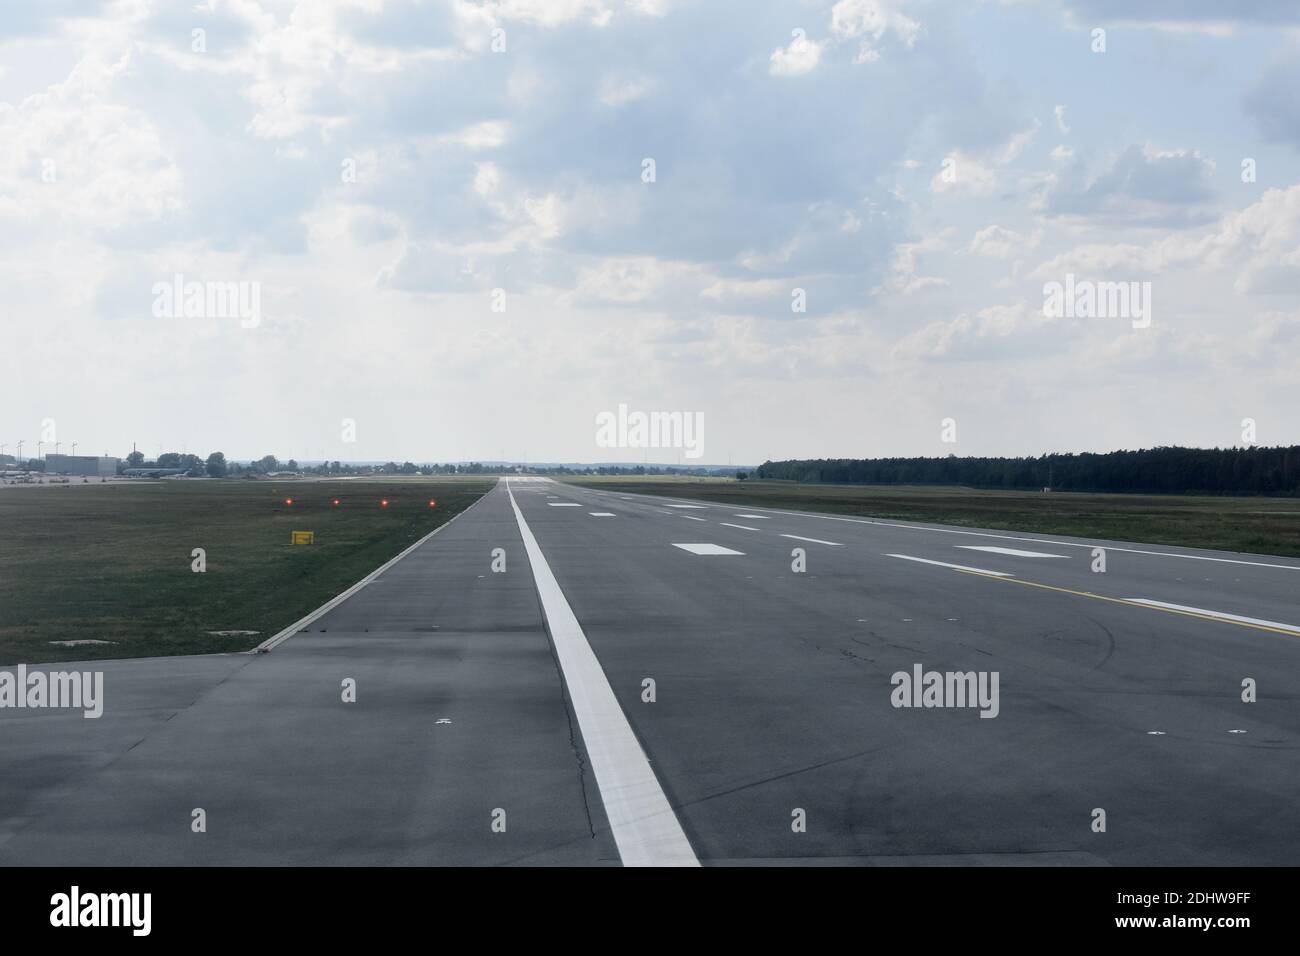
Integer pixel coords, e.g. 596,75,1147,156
719,522,760,532
733,514,770,519
957,546,1069,559
547,502,581,507
589,512,616,517
677,515,707,521
507,482,698,867
779,534,843,546
665,504,707,509
1124,599,1300,635
672,543,745,555
886,554,1014,577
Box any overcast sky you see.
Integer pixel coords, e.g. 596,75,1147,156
2,0,1298,465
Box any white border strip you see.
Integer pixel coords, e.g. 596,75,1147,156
507,480,698,867
956,545,1068,559
253,487,491,653
886,553,1013,577
1125,599,1300,635
779,533,843,546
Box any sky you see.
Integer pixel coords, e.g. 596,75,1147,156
1,0,1298,466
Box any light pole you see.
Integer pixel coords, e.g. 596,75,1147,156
16,440,25,468
37,441,43,461
72,442,77,456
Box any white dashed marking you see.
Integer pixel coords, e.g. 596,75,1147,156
886,554,1013,577
672,543,745,556
780,534,842,547
956,546,1068,559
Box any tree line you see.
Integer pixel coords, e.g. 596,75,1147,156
114,453,740,479
754,446,1300,496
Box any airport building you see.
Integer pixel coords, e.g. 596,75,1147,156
44,455,119,477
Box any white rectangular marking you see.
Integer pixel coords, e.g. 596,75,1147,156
886,553,1013,577
956,546,1068,559
719,522,760,531
1124,599,1300,635
507,483,697,867
589,512,616,517
547,502,581,507
678,515,707,521
672,543,745,555
665,504,706,509
779,534,843,547
734,514,770,519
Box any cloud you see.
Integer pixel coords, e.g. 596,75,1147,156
890,302,1070,363
0,50,184,234
436,120,511,150
874,229,954,294
1053,104,1069,134
1244,58,1300,149
968,225,1039,259
597,73,654,106
5,0,1298,463
0,0,113,41
565,257,701,306
469,0,672,29
1038,144,1217,226
829,0,922,61
1029,184,1300,294
1060,1,1300,29
929,123,1037,197
769,29,823,77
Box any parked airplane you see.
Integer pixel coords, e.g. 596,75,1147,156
122,467,190,478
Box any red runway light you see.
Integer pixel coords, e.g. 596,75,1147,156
428,500,436,508
285,498,293,506
381,499,389,507
333,499,341,506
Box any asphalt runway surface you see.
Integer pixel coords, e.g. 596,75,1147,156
2,478,1298,866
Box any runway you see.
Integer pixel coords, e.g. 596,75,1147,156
3,478,1297,866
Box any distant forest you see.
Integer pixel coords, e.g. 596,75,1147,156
754,446,1300,496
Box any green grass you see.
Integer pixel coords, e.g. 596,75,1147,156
0,478,493,665
565,477,1300,558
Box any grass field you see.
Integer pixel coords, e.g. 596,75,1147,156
0,478,493,665
565,476,1300,558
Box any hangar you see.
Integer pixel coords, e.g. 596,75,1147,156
43,455,118,477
